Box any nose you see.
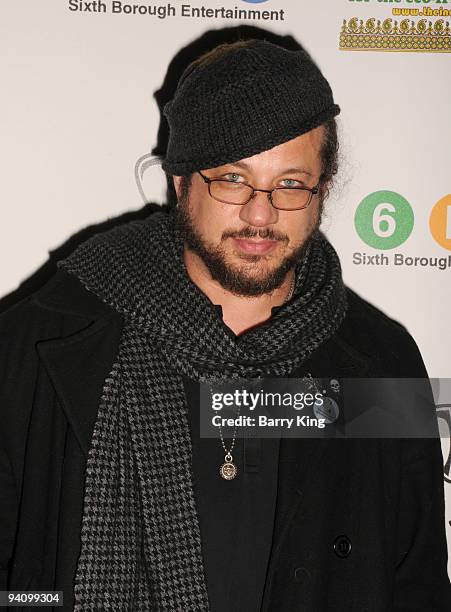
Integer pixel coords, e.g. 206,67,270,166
238,189,279,228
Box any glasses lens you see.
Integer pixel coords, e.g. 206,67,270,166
210,180,253,204
272,188,311,210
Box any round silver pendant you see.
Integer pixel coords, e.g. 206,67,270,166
220,461,238,480
314,396,340,424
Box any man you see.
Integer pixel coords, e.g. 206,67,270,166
0,39,450,611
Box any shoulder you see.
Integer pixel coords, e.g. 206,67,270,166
332,287,428,378
0,269,120,348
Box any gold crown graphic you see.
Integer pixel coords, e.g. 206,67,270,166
340,17,451,53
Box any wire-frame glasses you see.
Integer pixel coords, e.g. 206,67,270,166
197,171,319,211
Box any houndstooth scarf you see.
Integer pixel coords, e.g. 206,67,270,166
56,208,347,611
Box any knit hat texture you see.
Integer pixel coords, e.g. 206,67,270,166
162,39,340,175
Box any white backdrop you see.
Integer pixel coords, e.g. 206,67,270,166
1,0,450,576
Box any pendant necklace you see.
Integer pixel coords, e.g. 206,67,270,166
215,272,296,480
218,404,241,480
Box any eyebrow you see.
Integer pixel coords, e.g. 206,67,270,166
224,160,313,177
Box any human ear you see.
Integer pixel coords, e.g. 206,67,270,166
172,175,183,199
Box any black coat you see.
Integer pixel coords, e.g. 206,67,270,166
0,268,450,611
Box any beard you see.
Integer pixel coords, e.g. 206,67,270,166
175,188,321,298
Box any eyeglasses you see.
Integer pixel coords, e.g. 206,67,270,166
197,171,319,211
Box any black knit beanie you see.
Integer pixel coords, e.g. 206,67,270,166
161,39,340,176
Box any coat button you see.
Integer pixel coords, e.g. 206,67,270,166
294,566,311,586
333,535,352,558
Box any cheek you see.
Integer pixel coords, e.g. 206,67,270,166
186,187,210,226
282,205,319,244
195,199,238,239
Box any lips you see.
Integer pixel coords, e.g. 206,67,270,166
232,238,278,254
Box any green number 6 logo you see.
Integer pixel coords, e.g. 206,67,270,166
354,190,415,250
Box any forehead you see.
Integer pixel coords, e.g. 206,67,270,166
204,125,325,176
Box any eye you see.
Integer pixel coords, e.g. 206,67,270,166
223,172,244,183
280,178,302,188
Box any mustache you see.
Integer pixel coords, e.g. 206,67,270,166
222,227,288,242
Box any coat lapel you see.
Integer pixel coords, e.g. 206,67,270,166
33,271,123,459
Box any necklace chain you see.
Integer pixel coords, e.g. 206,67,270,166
215,272,296,479
283,272,296,304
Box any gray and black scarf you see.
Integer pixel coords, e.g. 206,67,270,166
57,209,347,611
